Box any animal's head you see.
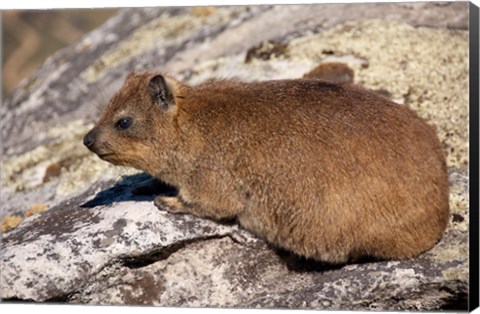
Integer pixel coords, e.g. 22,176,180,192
83,72,187,174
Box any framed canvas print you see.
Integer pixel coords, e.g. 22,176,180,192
1,0,479,312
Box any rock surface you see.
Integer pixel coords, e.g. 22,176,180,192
0,2,470,310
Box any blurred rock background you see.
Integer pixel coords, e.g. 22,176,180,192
2,9,117,98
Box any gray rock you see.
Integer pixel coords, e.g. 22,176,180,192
0,2,470,310
1,176,259,302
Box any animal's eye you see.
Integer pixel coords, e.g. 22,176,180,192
115,117,133,130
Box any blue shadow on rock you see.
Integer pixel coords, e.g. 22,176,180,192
81,173,177,208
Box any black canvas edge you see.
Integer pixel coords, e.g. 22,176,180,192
469,1,480,312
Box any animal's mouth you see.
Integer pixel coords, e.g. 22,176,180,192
97,152,115,160
96,152,126,166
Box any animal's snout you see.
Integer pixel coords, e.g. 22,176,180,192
83,129,98,149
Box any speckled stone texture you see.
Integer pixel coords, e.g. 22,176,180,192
0,2,470,310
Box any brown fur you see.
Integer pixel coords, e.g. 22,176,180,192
303,62,354,84
84,72,449,263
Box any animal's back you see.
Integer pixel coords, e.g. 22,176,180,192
189,79,449,262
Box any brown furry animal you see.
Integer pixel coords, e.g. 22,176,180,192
303,62,354,84
84,72,449,264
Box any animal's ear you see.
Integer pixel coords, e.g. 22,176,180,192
148,74,175,111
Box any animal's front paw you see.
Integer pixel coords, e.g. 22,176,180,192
154,196,187,214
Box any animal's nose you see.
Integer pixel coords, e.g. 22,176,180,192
83,129,97,149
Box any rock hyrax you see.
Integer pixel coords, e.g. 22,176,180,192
303,62,354,84
84,72,449,263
